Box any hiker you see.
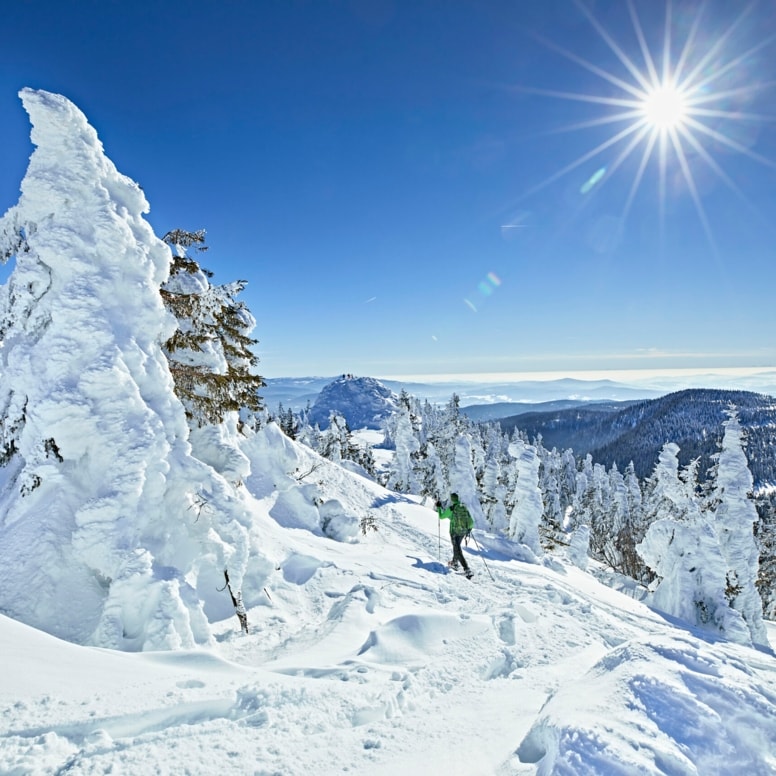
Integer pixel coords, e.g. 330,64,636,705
437,493,474,579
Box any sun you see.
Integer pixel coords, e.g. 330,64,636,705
516,0,776,250
641,82,687,132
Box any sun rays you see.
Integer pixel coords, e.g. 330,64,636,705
520,0,776,250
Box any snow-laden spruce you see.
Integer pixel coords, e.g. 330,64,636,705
0,89,259,650
637,436,768,647
712,409,769,647
506,437,544,557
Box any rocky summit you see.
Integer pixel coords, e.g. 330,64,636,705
308,374,399,430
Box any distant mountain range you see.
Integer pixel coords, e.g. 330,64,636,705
460,399,642,423
261,375,662,412
261,377,329,411
262,377,776,487
261,370,776,413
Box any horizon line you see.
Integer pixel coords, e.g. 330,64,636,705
376,366,776,384
264,365,776,384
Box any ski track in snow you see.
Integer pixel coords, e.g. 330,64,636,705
3,482,775,776
2,433,775,775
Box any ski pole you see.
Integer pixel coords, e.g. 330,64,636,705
437,512,441,561
469,532,494,581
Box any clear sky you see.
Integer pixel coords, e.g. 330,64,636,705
2,0,775,379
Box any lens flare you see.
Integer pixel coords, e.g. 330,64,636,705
581,166,607,194
464,271,503,312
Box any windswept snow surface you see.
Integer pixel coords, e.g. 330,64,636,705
2,450,775,775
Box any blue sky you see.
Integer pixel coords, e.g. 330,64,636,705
2,0,775,379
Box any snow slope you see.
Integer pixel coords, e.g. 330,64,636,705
2,448,775,775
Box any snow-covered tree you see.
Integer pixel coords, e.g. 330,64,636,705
755,494,776,620
316,411,374,475
448,434,484,525
0,89,259,650
569,454,595,531
481,442,508,532
506,438,543,555
537,447,564,549
319,411,350,463
161,229,264,427
432,394,467,475
637,444,751,644
385,405,421,493
417,440,448,503
708,410,769,647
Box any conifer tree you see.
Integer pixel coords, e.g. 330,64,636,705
316,411,374,474
637,443,751,643
319,411,350,462
709,410,769,647
569,454,596,532
755,494,776,619
506,437,543,554
282,407,297,439
432,394,467,475
0,91,257,648
160,229,264,426
449,434,484,524
588,462,623,566
481,445,508,531
417,440,448,503
537,446,565,549
386,405,421,493
609,461,649,581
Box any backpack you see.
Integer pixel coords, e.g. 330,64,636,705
451,501,474,536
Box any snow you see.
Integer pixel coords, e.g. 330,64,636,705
2,483,776,775
1,88,775,775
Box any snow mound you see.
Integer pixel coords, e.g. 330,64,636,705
517,633,776,774
357,611,490,664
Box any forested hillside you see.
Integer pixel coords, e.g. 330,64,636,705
461,399,642,423
499,389,776,486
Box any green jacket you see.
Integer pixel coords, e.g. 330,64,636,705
438,500,474,537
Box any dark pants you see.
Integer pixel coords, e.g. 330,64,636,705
450,533,469,572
